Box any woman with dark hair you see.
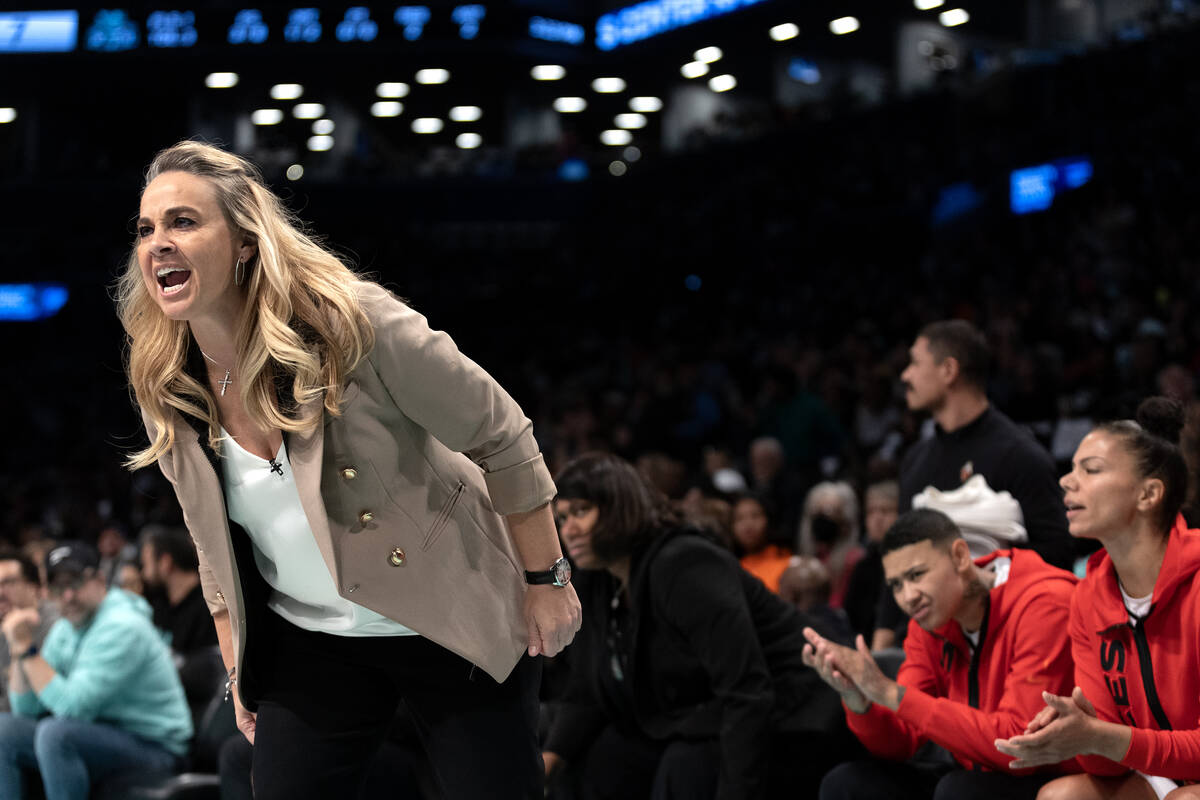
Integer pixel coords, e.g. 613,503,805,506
731,493,793,593
996,398,1200,799
544,452,850,800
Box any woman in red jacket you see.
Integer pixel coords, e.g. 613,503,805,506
995,398,1200,799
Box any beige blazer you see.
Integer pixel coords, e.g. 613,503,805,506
149,283,556,688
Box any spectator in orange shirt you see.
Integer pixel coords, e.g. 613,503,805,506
733,494,792,592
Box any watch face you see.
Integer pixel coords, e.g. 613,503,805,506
554,557,572,585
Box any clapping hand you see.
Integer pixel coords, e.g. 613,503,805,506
995,688,1101,769
802,628,902,713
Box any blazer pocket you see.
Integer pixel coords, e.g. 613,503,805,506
422,481,466,551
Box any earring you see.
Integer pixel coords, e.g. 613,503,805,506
234,257,245,286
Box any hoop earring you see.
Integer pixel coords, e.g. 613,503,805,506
234,257,245,286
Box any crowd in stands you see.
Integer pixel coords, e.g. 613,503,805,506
2,13,1200,800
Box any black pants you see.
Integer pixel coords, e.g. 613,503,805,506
556,723,853,800
249,610,542,800
820,759,1058,800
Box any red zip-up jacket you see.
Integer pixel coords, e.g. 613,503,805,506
846,548,1079,773
1071,514,1200,781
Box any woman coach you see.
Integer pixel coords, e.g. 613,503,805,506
116,140,580,800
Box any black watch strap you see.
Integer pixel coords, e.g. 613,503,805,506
525,556,572,587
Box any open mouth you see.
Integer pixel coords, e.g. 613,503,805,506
156,266,192,295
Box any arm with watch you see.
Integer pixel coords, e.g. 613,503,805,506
505,503,581,658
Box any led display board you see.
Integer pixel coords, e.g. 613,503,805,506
0,10,78,52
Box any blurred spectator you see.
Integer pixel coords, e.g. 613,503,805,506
778,556,853,644
0,541,191,798
139,524,217,658
731,494,793,593
855,366,903,457
679,493,736,551
116,561,144,596
97,522,137,587
747,437,807,543
1157,363,1196,406
797,481,865,610
841,481,898,643
0,552,58,713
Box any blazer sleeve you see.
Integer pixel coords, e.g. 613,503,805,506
655,543,775,800
141,409,227,616
360,286,555,515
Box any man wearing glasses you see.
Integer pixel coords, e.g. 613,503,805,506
0,551,58,712
0,541,192,800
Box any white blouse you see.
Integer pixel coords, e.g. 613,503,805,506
220,429,417,637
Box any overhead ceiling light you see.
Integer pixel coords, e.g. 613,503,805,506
939,8,969,26
609,161,627,177
293,103,325,119
251,109,284,125
312,119,335,135
456,132,483,149
449,105,482,122
553,96,587,113
307,135,334,151
286,164,304,181
270,83,303,100
694,46,723,63
681,61,709,79
769,23,799,41
0,108,16,124
829,16,860,35
615,113,647,129
531,64,566,81
708,74,737,92
375,82,409,98
629,96,663,113
205,72,239,89
370,101,404,117
915,0,945,8
415,68,450,84
600,129,633,146
412,117,444,133
592,77,626,93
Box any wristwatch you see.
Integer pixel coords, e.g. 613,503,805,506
525,556,572,587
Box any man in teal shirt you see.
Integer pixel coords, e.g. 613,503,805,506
0,541,192,800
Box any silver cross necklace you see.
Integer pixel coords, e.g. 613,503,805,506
199,350,233,396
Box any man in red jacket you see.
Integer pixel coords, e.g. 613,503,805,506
803,509,1080,800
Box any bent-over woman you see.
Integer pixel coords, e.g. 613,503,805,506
115,141,581,800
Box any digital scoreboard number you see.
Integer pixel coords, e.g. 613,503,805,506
0,11,79,52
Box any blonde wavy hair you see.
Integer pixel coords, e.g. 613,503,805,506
116,140,375,469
